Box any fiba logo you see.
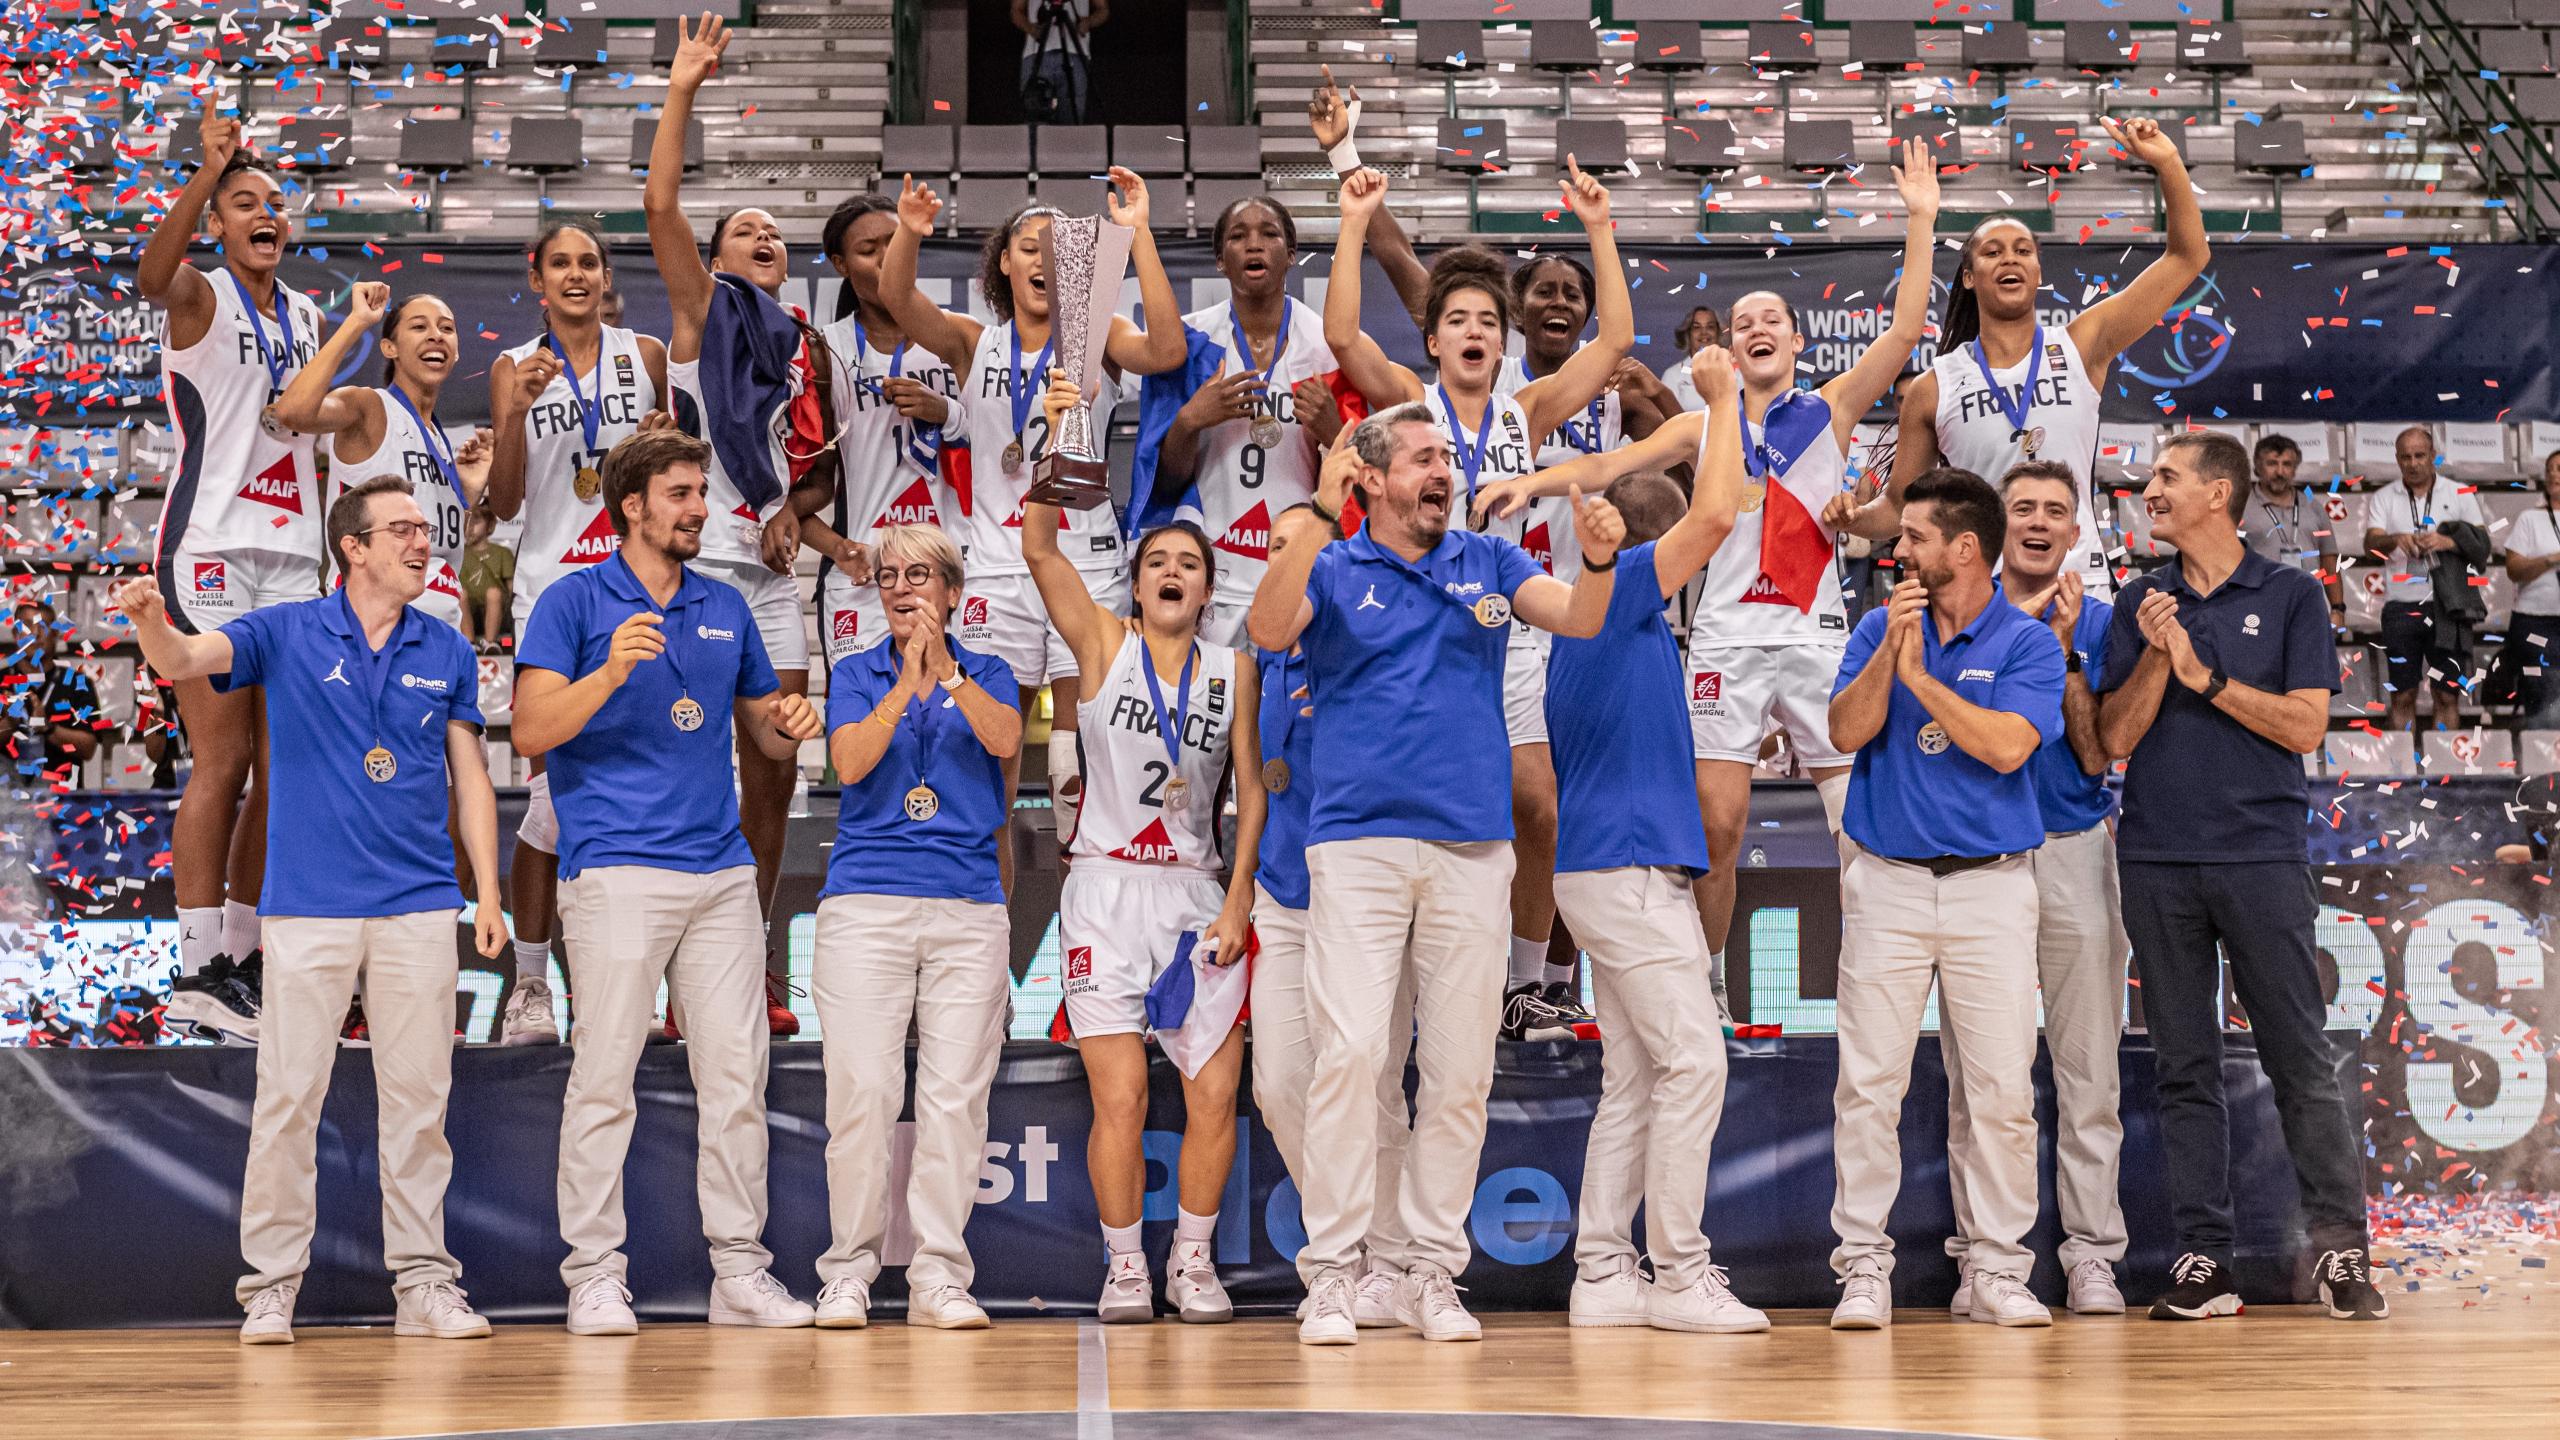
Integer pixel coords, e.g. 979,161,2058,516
963,596,991,628
2117,273,2232,392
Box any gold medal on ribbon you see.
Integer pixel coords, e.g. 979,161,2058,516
1250,417,1283,450
2022,426,2046,459
671,696,705,732
1473,594,1512,628
904,784,941,822
574,466,603,502
1163,775,1193,814
364,745,397,783
1916,721,1951,756
1261,757,1291,794
1739,482,1766,514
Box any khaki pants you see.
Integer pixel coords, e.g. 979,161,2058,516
238,911,461,1305
1945,821,2130,1268
1296,837,1514,1283
1249,885,1415,1267
555,864,772,1287
1831,844,2041,1280
1554,867,1731,1290
811,892,1010,1293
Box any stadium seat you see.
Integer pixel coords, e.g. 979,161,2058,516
2064,22,2144,74
2333,642,2386,719
507,117,584,176
1631,21,1705,74
2237,120,2312,173
1188,126,1265,178
2520,730,2560,773
1846,22,1922,73
1664,117,1741,175
1109,126,1186,176
2473,28,2553,72
1413,20,1485,72
1035,174,1108,215
1555,118,1630,173
960,126,1034,176
627,116,704,175
533,20,609,69
430,19,505,73
2114,119,2192,172
2012,120,2093,178
397,118,475,175
954,176,1033,232
2424,728,2515,775
1891,107,1961,163
1037,125,1109,178
1191,177,1264,236
2322,729,2416,777
1963,24,2036,81
2449,0,2520,22
2525,0,2560,26
1746,22,1820,74
1531,20,1602,112
652,18,682,69
1784,119,1856,175
2515,74,2560,120
881,125,957,183
1436,117,1509,173
276,112,351,174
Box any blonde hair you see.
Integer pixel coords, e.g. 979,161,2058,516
876,523,965,596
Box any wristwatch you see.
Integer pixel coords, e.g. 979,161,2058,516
1583,551,1618,573
939,670,966,694
2200,668,2229,702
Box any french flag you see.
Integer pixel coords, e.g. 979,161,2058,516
1143,929,1255,1079
1751,391,1842,612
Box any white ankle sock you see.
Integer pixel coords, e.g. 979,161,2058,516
1175,1208,1218,1246
222,899,260,959
1103,1221,1143,1257
1507,934,1547,988
177,906,223,976
1708,949,1728,993
1541,960,1577,989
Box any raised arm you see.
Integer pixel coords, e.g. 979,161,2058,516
880,176,984,371
269,282,390,437
1471,408,1700,526
1517,159,1633,441
1323,169,1425,409
110,580,232,682
1509,487,1624,640
646,14,730,355
1100,168,1190,377
1828,372,1940,541
1819,138,1939,442
1653,348,1743,593
1022,376,1122,678
1306,66,1432,332
1248,434,1356,650
138,109,234,343
2067,117,2210,372
484,345,559,521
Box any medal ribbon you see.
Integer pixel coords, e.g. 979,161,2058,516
858,314,941,473
1008,323,1055,456
1437,385,1495,509
1968,324,2044,447
1229,302,1292,433
1137,639,1196,789
546,332,604,456
343,590,404,756
1268,647,1301,758
385,385,459,495
231,272,295,399
905,645,949,802
1738,386,1777,480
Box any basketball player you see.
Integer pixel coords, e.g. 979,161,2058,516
269,284,486,629
1546,354,1767,1334
1248,404,1625,1346
1836,116,2209,597
877,168,1187,867
1479,138,1940,1025
485,217,669,1047
812,524,1022,1331
141,106,329,1043
649,15,841,921
112,476,508,1345
514,429,824,1335
1323,163,1631,1044
1028,376,1264,1322
806,194,962,673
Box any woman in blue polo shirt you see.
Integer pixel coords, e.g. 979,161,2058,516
811,524,1023,1332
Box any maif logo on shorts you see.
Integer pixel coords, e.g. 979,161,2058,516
193,561,226,594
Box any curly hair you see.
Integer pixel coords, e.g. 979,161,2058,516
1424,244,1514,338
978,203,1069,322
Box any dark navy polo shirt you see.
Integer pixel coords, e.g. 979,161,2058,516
2098,548,2337,863
1255,644,1318,909
2029,594,2118,836
1833,583,2065,860
822,639,1018,905
1547,543,1712,876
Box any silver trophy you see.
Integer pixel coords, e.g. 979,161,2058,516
1026,213,1134,509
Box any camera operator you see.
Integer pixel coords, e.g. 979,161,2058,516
1015,0,1106,125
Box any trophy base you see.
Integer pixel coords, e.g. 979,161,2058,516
1027,452,1112,510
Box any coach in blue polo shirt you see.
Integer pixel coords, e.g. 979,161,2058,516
1247,406,1623,1347
807,523,1021,1333
2095,430,2387,1324
515,428,825,1338
1824,466,2063,1333
116,475,508,1347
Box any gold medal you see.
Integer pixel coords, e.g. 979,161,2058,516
1738,482,1766,514
671,696,705,732
1916,721,1951,756
1250,417,1283,450
1001,439,1025,473
574,466,603,502
2022,426,2045,459
1261,757,1291,794
904,784,940,822
1163,775,1192,813
363,745,397,783
1473,594,1512,628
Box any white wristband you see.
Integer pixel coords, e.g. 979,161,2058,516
1325,136,1364,175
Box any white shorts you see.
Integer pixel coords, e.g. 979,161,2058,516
1058,862,1227,1039
412,587,465,633
160,546,321,635
1202,594,1252,651
818,567,889,675
1687,640,1850,766
957,567,1133,689
1504,630,1549,748
698,560,811,673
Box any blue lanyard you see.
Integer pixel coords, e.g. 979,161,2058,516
1567,394,1605,455
1968,325,2044,444
545,332,602,455
1137,639,1196,779
345,593,404,747
1009,323,1054,450
859,314,940,472
1437,385,1494,506
906,649,948,795
1268,647,1302,757
1739,387,1773,480
385,385,457,493
230,272,294,398
1229,302,1291,404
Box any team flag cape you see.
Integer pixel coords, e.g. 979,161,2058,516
1127,318,1372,539
1143,928,1255,1079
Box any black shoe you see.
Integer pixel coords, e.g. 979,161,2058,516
1540,979,1595,1028
2147,1252,2241,1320
2316,1247,2390,1321
1500,982,1579,1042
165,952,259,1044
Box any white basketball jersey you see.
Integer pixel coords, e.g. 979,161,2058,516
1495,355,1620,584
328,388,467,615
1070,635,1238,874
506,326,656,601
1931,326,2109,593
1430,385,1557,657
158,273,326,560
670,315,820,571
941,319,1125,578
1188,297,1330,617
1688,391,1851,651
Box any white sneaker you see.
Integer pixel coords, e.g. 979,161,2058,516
240,1281,297,1345
709,1269,814,1328
1164,1241,1233,1324
1968,1271,2054,1327
1831,1261,1891,1330
1567,1266,1650,1328
815,1277,870,1329
1949,1257,1975,1316
566,1275,638,1336
393,1279,490,1339
909,1284,991,1330
500,975,560,1046
1649,1265,1770,1334
1097,1252,1153,1324
1297,1274,1357,1345
1351,1264,1402,1328
1394,1262,1481,1342
2067,1257,2127,1315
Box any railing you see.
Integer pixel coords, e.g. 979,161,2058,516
2352,0,2560,238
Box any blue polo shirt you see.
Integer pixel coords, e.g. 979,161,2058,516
2028,594,2118,836
822,639,1018,905
1546,543,1711,876
1833,583,2065,860
1300,527,1543,846
2098,548,2336,864
518,552,778,880
215,591,482,917
1255,645,1318,909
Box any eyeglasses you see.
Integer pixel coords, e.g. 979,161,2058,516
877,564,943,591
358,521,431,542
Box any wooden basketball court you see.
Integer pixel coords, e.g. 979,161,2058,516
4,1253,2548,1440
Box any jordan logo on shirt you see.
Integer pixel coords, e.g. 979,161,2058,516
1358,585,1384,612
322,659,350,686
